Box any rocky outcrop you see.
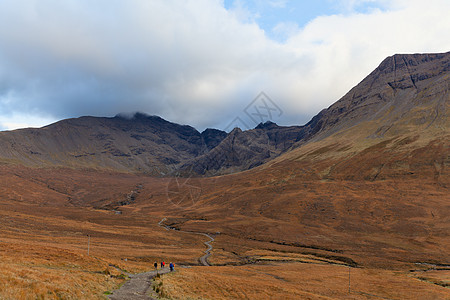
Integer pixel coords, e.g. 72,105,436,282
300,52,450,140
181,123,306,175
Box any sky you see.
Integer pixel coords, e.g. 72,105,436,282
0,0,449,132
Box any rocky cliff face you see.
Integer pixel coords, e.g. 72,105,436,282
180,123,306,175
302,52,449,140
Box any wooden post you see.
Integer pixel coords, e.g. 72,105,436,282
87,235,90,256
348,266,351,294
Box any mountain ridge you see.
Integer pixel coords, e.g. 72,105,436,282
0,51,448,176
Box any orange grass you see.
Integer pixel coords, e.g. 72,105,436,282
0,164,448,298
0,240,121,299
156,263,450,300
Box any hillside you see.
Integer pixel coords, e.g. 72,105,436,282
0,113,227,174
272,52,449,183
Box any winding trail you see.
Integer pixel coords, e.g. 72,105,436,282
198,233,214,266
109,218,215,299
158,217,215,266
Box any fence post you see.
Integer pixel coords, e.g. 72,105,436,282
87,235,90,256
348,266,351,294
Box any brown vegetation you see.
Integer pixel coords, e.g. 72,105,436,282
155,263,450,299
0,148,449,298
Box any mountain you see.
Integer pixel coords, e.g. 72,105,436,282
0,113,227,174
302,51,449,140
267,52,449,183
0,52,448,177
0,112,307,175
182,51,449,175
179,122,305,175
0,116,311,176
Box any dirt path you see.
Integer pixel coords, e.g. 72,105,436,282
108,268,171,300
158,217,214,266
108,218,213,299
198,233,214,266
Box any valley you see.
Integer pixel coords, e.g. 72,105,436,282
0,52,449,299
0,161,448,299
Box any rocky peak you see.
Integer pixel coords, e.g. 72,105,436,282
255,121,279,130
201,128,227,150
302,51,450,140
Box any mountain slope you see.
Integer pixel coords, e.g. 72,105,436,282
184,51,449,175
0,113,306,175
303,51,449,141
178,122,305,175
0,113,226,174
270,52,449,182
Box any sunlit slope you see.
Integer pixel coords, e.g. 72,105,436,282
272,52,449,183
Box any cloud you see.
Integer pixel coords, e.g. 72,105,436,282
268,0,289,8
0,0,449,132
0,113,56,131
331,0,392,13
272,21,300,41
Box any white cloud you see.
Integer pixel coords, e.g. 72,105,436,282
332,0,389,13
226,0,260,23
0,113,57,131
272,21,300,40
280,0,450,106
0,0,449,132
268,0,289,8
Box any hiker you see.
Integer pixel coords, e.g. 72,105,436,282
161,261,164,268
154,262,158,270
169,262,174,272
